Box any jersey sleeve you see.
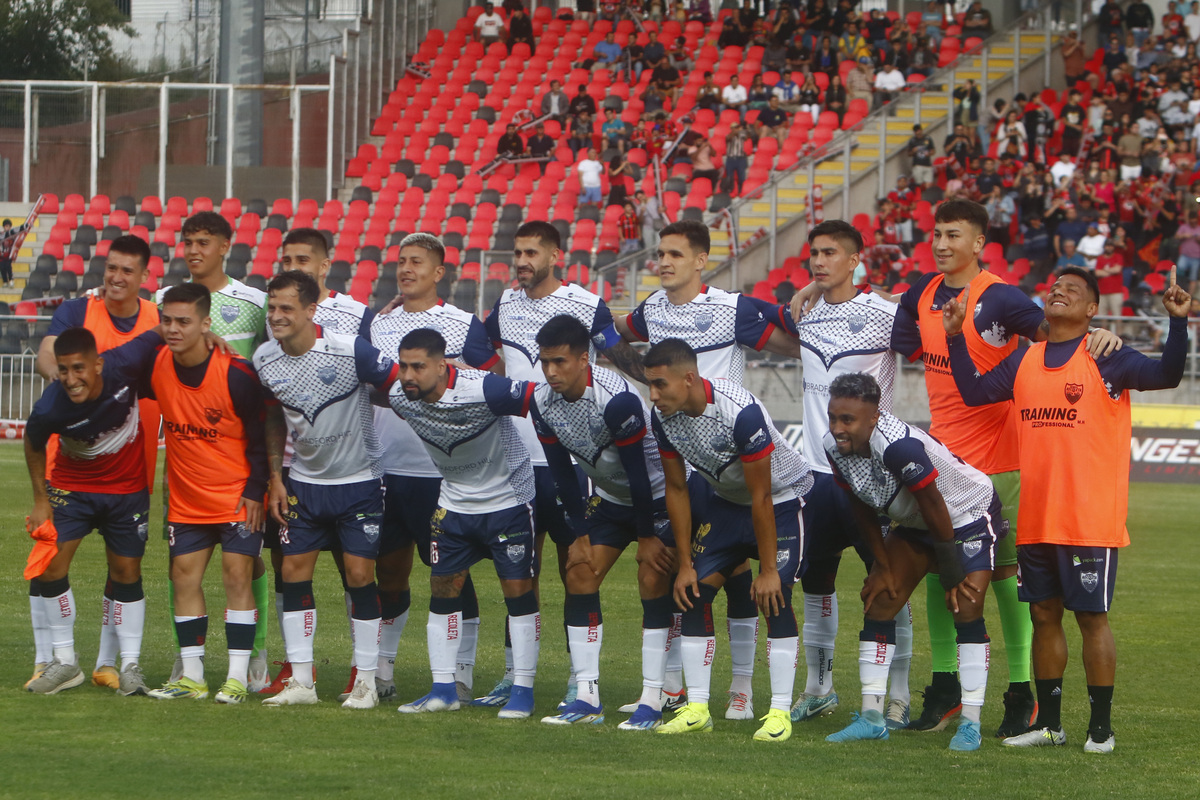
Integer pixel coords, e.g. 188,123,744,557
352,336,399,389
890,305,924,361
734,295,777,351
978,284,1045,340
529,398,559,444
482,373,534,417
947,333,1023,405
881,436,939,490
357,308,376,339
1095,316,1189,394
24,391,62,450
625,301,650,342
484,297,503,348
103,330,165,384
228,358,269,500
47,297,88,337
731,402,776,462
590,299,622,351
462,317,500,369
650,412,678,458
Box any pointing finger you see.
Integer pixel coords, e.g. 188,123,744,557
1170,264,1177,288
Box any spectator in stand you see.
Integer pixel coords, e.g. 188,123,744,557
824,73,848,125
795,72,822,123
1077,222,1108,269
651,59,683,105
475,3,506,46
697,72,722,111
497,123,524,158
863,229,903,282
747,74,773,112
1102,37,1128,75
1159,80,1192,134
592,31,622,72
1118,125,1145,181
669,37,693,73
575,0,595,23
618,202,642,254
908,35,938,78
1136,107,1162,142
722,75,749,119
1060,90,1087,157
944,122,973,168
813,36,839,80
873,61,906,111
541,79,569,126
838,20,869,61
527,123,555,171
606,152,631,208
1023,214,1055,275
1061,27,1089,89
977,158,1005,196
687,0,712,24
1126,0,1155,47
1055,204,1089,255
601,108,627,154
759,96,790,146
568,84,597,121
1094,239,1127,329
846,56,874,108
1164,1,1186,39
642,30,667,71
763,35,789,74
984,186,1016,248
617,37,645,83
1176,210,1200,293
508,5,534,51
639,189,667,249
1185,1,1200,41
962,0,993,39
723,122,749,196
1097,0,1125,48
921,0,944,45
864,8,891,54
568,110,594,155
906,123,936,187
577,147,604,209
1050,152,1077,186
774,71,802,110
953,78,981,128
688,136,720,186
786,28,813,73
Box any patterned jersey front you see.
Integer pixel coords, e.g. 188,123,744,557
315,290,374,338
652,379,814,506
626,285,782,382
388,367,535,514
370,300,499,477
254,327,397,485
798,292,898,473
485,283,621,466
823,412,995,530
530,365,666,506
158,277,266,359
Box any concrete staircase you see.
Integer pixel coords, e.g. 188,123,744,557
0,201,47,307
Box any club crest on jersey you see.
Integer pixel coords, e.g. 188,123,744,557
317,366,338,385
506,543,526,562
1064,382,1084,405
219,304,240,323
694,311,713,332
1080,571,1099,592
847,313,867,334
962,539,982,558
204,407,223,425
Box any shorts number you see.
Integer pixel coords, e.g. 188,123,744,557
430,540,439,564
167,525,175,547
279,524,290,545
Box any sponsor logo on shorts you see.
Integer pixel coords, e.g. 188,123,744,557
235,522,252,538
506,543,526,562
363,523,380,543
1080,571,1099,592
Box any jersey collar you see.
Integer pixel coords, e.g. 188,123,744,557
702,378,714,404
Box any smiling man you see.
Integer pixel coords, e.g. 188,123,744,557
946,267,1191,754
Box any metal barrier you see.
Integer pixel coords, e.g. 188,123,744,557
0,353,45,423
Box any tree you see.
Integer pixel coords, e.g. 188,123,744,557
0,0,135,81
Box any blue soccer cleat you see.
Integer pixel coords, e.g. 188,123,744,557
498,684,534,719
542,699,604,726
617,704,664,731
397,682,461,714
949,719,982,751
826,710,889,742
791,691,839,722
471,677,513,707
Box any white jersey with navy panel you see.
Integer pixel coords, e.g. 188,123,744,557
484,283,621,466
798,292,898,473
652,378,814,506
530,364,666,506
370,300,499,478
254,327,398,486
823,412,995,530
387,367,535,514
316,290,375,338
626,285,782,382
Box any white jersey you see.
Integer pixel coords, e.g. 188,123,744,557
798,292,898,473
530,365,666,506
485,283,620,467
387,367,535,514
823,412,995,531
652,379,814,506
315,291,373,337
370,300,498,477
254,328,397,485
627,285,781,382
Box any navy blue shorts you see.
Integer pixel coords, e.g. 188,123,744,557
167,521,264,558
802,471,874,566
686,470,712,531
263,466,289,551
380,474,442,563
281,476,383,560
691,494,804,585
49,486,150,559
1017,543,1118,613
584,496,674,550
535,465,589,547
430,503,537,581
893,494,1004,576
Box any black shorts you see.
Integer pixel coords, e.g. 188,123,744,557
167,521,263,558
1017,543,1118,613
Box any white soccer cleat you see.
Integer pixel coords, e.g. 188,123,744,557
341,677,379,710
261,677,319,706
725,690,754,720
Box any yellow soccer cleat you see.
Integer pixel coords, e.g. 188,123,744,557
656,702,713,735
753,708,793,743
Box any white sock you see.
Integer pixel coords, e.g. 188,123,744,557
503,645,515,680
508,612,541,690
95,593,117,669
274,591,287,652
803,592,837,696
292,660,314,687
176,615,206,682
664,612,683,693
890,602,913,705
958,641,989,724
352,616,382,674
378,608,408,682
567,622,603,707
427,612,460,684
281,607,316,685
680,635,715,705
344,590,355,666
727,617,757,693
639,627,669,709
43,589,77,666
30,589,51,665
455,616,479,689
859,638,894,714
767,635,799,712
114,598,145,669
225,608,256,685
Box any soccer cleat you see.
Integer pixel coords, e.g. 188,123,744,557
261,677,319,706
1001,726,1067,748
148,676,209,700
725,690,754,720
1084,732,1115,754
117,663,149,697
995,690,1038,738
906,685,962,732
826,710,889,742
497,685,535,719
657,702,714,735
341,677,379,710
663,687,687,713
455,680,473,703
26,660,85,695
258,661,294,695
398,683,461,714
337,666,359,702
247,651,271,694
885,699,910,730
471,677,514,707
791,691,840,722
557,680,578,711
617,704,663,731
376,678,396,700
949,719,983,751
25,662,49,691
91,665,119,690
753,708,793,742
214,678,250,704
542,699,604,726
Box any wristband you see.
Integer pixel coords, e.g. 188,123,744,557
932,540,966,590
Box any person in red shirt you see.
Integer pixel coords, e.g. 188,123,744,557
1094,239,1126,327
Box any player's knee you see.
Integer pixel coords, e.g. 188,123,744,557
110,560,141,584
281,580,314,612
1074,610,1110,636
1030,599,1063,627
346,582,381,620
637,565,670,598
641,594,674,630
565,564,600,595
109,577,144,603
799,558,839,595
765,591,799,639
681,583,720,636
430,572,465,599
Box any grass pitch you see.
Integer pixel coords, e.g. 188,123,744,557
0,444,1197,799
